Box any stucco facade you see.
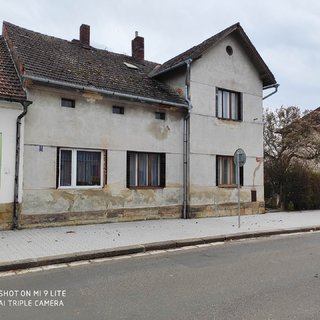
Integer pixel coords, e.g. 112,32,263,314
0,21,277,229
159,34,265,218
20,87,185,227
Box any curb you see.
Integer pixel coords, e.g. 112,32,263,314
1,226,320,272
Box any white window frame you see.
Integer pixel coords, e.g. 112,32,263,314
58,148,104,189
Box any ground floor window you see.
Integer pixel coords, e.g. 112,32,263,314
127,152,165,188
216,155,243,187
59,148,104,188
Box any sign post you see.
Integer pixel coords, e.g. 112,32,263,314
234,148,246,228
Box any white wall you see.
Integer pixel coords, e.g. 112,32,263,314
0,102,24,204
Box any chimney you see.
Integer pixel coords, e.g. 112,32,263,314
131,31,144,63
80,24,90,48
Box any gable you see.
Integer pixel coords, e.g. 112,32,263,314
151,23,276,87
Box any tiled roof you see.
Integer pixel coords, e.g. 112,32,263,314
151,23,276,87
2,22,186,107
0,36,26,100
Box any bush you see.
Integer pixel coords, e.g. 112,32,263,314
283,164,320,210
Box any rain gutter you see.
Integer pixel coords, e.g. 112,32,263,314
23,75,188,109
263,83,279,100
183,59,193,219
12,99,32,229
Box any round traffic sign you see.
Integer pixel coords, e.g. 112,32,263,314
234,148,246,167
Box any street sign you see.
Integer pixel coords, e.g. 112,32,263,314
234,148,246,167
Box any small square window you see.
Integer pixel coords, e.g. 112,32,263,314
61,98,75,108
155,112,166,120
112,106,124,114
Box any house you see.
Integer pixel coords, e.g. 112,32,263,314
0,34,31,229
0,21,277,229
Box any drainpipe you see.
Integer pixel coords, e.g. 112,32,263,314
183,59,192,219
13,100,32,229
263,83,279,100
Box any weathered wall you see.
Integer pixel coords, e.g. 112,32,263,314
0,102,24,229
21,87,184,227
188,34,265,211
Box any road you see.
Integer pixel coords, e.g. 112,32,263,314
1,232,320,320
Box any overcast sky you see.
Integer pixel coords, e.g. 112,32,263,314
1,0,320,111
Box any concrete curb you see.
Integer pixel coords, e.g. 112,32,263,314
1,225,320,272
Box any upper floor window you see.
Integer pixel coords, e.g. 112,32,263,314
61,98,75,108
216,88,242,121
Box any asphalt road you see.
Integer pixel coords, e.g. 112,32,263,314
1,232,320,320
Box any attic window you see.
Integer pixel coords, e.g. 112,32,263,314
155,112,166,120
61,98,75,108
123,62,139,70
112,106,124,114
226,46,233,56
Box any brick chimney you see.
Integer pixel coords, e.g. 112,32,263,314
131,31,144,63
80,24,90,48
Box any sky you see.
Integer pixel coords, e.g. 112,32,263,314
1,0,320,111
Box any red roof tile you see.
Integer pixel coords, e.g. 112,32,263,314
0,36,26,100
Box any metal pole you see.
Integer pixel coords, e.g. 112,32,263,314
237,152,240,228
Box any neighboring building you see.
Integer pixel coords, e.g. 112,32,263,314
0,35,30,229
0,21,277,229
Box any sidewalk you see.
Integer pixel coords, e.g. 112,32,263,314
1,210,320,271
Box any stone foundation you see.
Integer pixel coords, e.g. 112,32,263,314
190,201,265,218
19,205,183,229
17,201,264,229
0,203,14,230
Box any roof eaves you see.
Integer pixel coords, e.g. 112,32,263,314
24,74,188,109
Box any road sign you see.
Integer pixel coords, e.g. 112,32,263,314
234,148,246,167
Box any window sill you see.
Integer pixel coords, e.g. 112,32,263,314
58,186,103,190
218,184,241,188
128,186,165,190
217,117,242,122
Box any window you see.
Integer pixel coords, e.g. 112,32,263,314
127,152,165,188
112,106,124,114
61,98,75,108
59,149,103,188
216,88,242,121
155,112,166,120
216,156,243,187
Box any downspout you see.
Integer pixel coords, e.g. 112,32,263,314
263,83,279,100
183,59,192,219
13,100,32,229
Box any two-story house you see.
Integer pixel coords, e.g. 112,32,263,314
0,21,277,229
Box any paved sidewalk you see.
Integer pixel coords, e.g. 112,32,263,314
1,210,320,271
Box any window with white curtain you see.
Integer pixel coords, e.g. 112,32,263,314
59,148,103,188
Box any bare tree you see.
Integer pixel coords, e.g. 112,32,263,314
264,106,320,209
